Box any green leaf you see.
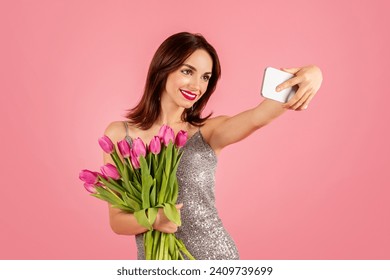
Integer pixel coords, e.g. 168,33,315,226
158,233,166,260
176,238,195,260
132,179,142,193
91,193,112,203
111,150,124,174
91,193,123,208
163,233,169,259
94,186,124,205
155,162,164,187
152,230,161,260
152,154,158,176
162,203,181,226
125,157,134,177
140,156,153,209
145,230,153,260
171,180,179,203
123,192,141,211
146,153,153,175
107,176,125,191
164,183,172,203
158,170,168,204
150,179,157,206
165,142,173,171
120,161,134,195
147,207,158,227
168,233,175,256
98,176,125,195
110,204,134,212
134,209,152,230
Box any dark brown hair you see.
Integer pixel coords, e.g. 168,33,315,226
126,32,221,129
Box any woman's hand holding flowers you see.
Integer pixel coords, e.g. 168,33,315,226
152,204,183,233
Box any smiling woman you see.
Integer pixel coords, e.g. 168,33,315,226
125,33,221,130
101,32,323,260
164,50,213,105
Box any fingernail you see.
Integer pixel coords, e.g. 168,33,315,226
276,87,281,92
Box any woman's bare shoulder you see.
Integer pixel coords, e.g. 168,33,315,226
104,121,128,142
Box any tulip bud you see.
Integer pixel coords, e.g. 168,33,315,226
175,130,188,148
100,163,120,180
98,135,114,154
158,124,175,146
130,150,140,169
149,136,161,155
132,137,146,158
83,183,97,193
96,172,107,180
118,139,131,158
79,169,98,184
158,124,167,139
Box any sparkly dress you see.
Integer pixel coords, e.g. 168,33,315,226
124,124,239,260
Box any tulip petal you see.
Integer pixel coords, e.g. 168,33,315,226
79,169,98,184
83,183,97,193
98,135,114,154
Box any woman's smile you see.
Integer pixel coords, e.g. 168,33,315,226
180,89,197,101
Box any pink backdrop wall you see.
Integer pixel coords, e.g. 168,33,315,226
1,0,389,259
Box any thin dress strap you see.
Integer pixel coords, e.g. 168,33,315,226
123,121,133,147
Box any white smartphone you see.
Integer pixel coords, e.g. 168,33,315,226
261,67,297,103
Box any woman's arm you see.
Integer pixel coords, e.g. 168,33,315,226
104,121,181,235
205,65,323,154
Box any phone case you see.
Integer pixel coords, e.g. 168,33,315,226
261,67,296,103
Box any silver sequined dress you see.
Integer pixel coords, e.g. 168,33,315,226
124,125,239,260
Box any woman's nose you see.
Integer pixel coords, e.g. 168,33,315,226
189,76,201,91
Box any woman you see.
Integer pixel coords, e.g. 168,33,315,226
103,32,323,259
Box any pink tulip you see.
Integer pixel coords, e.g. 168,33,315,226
83,183,97,193
132,137,146,158
95,172,106,181
79,169,98,184
118,139,131,158
175,130,188,148
158,124,175,146
149,136,161,155
130,150,140,169
100,163,120,180
98,135,114,154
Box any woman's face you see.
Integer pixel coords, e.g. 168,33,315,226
162,49,213,109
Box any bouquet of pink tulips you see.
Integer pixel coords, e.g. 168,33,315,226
79,125,195,260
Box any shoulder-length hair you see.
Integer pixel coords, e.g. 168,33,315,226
126,32,221,130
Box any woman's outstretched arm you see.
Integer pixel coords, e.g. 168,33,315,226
204,65,323,154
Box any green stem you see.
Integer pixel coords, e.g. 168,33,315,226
158,233,166,260
145,230,153,260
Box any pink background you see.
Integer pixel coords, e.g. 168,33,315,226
1,0,389,259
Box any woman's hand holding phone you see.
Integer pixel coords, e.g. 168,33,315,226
261,65,323,111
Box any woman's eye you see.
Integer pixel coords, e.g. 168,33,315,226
181,69,192,75
202,75,211,82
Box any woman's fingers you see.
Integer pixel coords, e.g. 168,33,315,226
291,92,311,110
280,67,301,75
276,76,302,92
153,204,183,233
286,88,312,110
297,93,315,111
279,65,322,111
176,203,183,210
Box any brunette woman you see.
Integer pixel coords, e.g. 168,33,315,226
103,32,323,259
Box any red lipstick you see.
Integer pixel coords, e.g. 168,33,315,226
180,89,197,101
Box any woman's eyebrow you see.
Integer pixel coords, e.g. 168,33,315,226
182,64,212,75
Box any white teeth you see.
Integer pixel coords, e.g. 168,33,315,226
180,90,196,98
